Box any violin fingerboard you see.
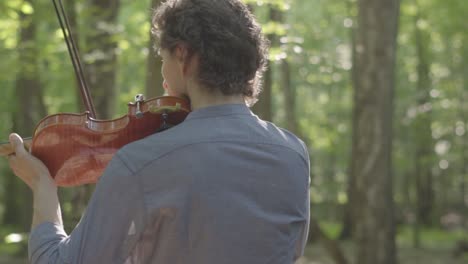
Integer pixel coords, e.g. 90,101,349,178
0,138,32,156
0,142,14,156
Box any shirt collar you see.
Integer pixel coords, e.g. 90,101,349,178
185,104,253,121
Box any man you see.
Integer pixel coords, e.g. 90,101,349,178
8,0,310,263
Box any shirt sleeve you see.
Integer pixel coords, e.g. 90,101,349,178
28,153,147,264
294,186,310,260
294,141,311,260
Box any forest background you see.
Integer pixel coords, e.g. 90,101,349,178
0,0,466,263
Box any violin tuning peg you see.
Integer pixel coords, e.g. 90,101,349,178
134,94,145,119
134,94,145,102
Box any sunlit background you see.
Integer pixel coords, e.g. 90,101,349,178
0,0,467,263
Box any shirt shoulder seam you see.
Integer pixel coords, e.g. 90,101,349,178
125,139,309,176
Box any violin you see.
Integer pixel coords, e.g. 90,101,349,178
0,0,190,186
0,95,189,187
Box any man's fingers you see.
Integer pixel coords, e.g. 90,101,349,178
8,156,19,174
9,133,27,157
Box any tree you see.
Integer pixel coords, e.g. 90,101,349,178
411,2,434,246
252,57,273,121
350,0,400,263
145,0,164,98
3,0,47,230
63,0,85,112
251,4,276,122
83,0,120,119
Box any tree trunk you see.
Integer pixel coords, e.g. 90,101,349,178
412,7,434,229
64,0,85,113
83,0,120,119
281,59,298,133
252,60,273,121
3,0,47,230
351,0,400,263
443,33,468,215
251,6,278,122
145,0,164,98
460,37,468,211
410,6,433,247
339,1,358,239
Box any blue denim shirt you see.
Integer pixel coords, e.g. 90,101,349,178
29,104,310,264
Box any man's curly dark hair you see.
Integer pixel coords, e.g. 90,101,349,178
152,0,269,105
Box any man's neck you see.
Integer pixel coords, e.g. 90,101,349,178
187,86,245,110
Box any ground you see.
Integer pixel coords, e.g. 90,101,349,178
299,242,468,264
1,244,466,264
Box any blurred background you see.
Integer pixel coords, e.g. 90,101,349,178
0,0,466,263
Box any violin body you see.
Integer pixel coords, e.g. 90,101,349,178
15,96,189,187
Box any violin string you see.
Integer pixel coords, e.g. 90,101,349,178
52,0,97,118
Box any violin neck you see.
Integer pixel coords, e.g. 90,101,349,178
0,137,32,156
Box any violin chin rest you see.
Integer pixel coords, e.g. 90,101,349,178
149,103,182,114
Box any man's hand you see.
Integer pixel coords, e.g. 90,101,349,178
8,133,54,190
8,133,62,228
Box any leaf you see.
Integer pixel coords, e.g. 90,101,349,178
20,2,34,15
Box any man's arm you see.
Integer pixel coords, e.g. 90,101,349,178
8,134,147,263
8,133,63,229
32,179,62,229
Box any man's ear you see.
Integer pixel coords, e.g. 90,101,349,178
174,44,197,76
173,45,188,74
174,44,188,63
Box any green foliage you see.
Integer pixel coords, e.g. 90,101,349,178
319,221,343,239
394,0,467,221
0,0,467,260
